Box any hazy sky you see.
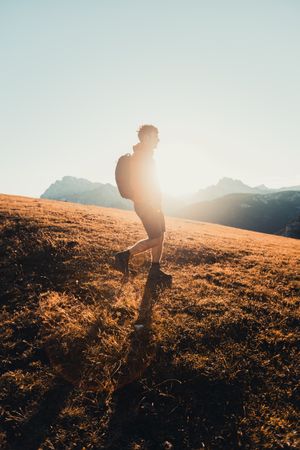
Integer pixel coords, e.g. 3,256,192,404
1,0,299,198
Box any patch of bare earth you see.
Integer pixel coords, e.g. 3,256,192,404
0,194,299,449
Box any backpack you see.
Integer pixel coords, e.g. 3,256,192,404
115,153,133,199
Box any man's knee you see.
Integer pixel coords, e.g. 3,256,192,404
153,232,164,244
149,234,162,245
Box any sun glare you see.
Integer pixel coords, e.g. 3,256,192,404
156,151,199,197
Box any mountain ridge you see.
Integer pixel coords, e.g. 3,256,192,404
41,175,300,204
190,176,300,202
40,176,300,238
178,190,300,237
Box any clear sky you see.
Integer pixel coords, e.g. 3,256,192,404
0,0,299,198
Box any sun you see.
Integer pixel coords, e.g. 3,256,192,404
155,151,199,197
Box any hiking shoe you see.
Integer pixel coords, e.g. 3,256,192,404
114,250,130,275
148,267,172,288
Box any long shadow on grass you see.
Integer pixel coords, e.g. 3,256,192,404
8,377,73,450
104,374,245,450
103,276,246,450
103,274,165,448
105,372,245,450
115,273,162,389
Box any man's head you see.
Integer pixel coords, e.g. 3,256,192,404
137,124,159,149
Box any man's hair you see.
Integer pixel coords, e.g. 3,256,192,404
137,124,158,140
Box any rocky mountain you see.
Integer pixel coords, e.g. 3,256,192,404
179,190,300,236
40,176,183,213
41,176,300,210
41,176,103,198
188,177,300,203
41,176,132,210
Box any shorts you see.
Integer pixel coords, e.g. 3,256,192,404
134,202,166,239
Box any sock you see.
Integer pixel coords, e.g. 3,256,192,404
151,262,160,270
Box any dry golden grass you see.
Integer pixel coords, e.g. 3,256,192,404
0,193,299,449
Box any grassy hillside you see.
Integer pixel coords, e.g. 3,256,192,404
0,193,299,450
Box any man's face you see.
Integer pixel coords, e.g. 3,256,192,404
143,131,160,149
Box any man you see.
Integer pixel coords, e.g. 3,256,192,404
115,124,172,286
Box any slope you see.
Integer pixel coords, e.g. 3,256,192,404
0,194,299,450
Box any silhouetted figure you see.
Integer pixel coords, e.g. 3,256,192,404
114,124,172,287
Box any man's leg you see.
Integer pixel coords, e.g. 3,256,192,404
128,236,161,256
151,233,164,263
114,236,161,275
148,233,172,285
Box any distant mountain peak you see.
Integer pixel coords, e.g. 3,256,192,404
60,175,94,184
254,183,268,189
217,177,248,187
41,175,104,199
